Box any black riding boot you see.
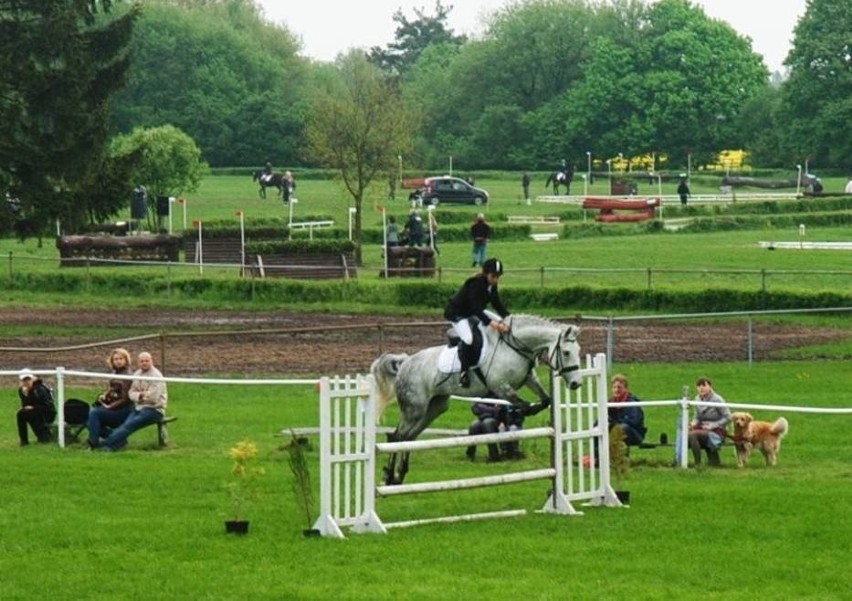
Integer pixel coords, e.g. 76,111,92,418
458,343,474,388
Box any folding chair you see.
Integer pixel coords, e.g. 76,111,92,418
61,398,90,443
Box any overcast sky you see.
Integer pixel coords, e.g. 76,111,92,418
257,0,806,74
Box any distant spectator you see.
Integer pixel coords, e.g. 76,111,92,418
427,209,439,255
16,369,55,446
282,170,296,204
845,178,852,194
386,215,400,248
522,172,531,202
404,209,424,247
470,213,490,267
408,188,423,208
677,177,691,206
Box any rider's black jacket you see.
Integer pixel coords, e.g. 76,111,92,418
444,273,508,326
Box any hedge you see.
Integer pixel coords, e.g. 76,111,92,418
3,273,848,313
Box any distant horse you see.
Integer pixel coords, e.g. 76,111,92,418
371,314,582,485
252,170,284,200
545,170,572,195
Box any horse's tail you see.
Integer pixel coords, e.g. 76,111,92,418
252,170,258,182
370,352,408,420
545,173,553,188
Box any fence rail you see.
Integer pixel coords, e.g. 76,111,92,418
5,252,852,294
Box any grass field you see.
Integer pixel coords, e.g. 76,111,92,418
1,172,850,599
1,360,850,600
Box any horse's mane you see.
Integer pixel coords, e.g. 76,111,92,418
509,313,562,329
508,314,579,341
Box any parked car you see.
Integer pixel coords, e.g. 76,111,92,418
421,176,488,206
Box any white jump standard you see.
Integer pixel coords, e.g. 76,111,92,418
311,353,621,538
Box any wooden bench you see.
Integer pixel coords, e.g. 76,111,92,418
153,415,177,447
250,252,357,279
51,414,176,448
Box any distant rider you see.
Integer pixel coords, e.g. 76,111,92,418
262,161,273,184
444,258,510,388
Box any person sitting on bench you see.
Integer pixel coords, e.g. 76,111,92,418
687,376,731,467
99,352,167,452
86,348,134,450
608,374,646,446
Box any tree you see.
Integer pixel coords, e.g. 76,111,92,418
368,1,466,78
108,0,307,167
0,0,138,233
110,125,207,229
779,0,852,168
306,52,417,264
556,0,768,168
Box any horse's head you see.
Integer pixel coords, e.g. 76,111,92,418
555,324,582,390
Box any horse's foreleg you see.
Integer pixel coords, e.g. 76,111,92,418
397,452,411,484
383,453,399,485
524,370,553,407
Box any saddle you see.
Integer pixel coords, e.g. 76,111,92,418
438,318,488,377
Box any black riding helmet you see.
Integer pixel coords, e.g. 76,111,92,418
482,258,504,276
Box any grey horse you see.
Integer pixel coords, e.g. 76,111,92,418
371,314,582,485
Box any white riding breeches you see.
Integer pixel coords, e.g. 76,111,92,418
452,319,473,345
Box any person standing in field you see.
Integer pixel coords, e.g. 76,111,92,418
677,177,691,206
470,213,490,267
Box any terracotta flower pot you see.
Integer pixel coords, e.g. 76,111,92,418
225,520,250,535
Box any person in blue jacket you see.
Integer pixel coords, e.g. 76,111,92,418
608,374,647,446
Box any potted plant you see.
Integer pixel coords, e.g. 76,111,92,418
225,439,264,534
609,425,631,505
282,432,318,537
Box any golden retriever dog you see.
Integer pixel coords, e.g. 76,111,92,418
731,412,789,467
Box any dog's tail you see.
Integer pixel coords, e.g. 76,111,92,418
772,417,789,437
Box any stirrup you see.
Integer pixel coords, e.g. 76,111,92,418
459,371,470,388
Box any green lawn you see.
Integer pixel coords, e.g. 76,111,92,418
1,360,850,600
2,173,851,599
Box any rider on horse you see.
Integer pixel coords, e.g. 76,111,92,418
262,161,273,184
443,258,510,388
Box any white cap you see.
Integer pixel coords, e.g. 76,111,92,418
19,368,35,380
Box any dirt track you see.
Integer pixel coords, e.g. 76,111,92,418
0,309,847,377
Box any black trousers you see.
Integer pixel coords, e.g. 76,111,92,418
17,406,55,444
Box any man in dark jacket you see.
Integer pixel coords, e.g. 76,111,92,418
444,258,510,387
16,369,55,445
469,214,490,267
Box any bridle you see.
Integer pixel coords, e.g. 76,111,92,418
499,320,579,379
